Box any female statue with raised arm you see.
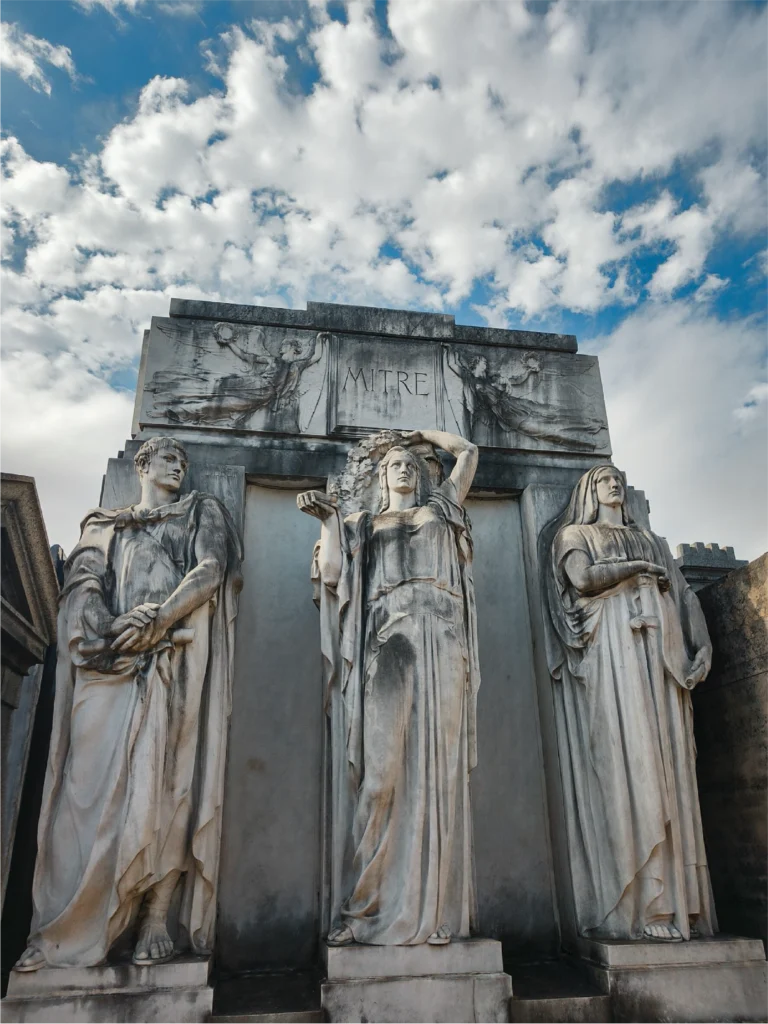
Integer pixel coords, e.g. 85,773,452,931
545,464,717,943
298,429,480,947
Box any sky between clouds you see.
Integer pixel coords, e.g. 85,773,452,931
1,0,766,558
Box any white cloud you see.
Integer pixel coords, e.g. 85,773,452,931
1,1,766,553
591,301,767,561
74,0,143,10
0,22,78,95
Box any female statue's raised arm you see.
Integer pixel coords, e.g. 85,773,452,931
403,430,478,505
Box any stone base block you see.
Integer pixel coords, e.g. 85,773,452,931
573,935,767,1023
508,993,611,1023
321,940,512,1023
3,956,212,1023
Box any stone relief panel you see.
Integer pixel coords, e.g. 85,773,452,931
135,315,610,455
443,345,610,454
137,318,330,435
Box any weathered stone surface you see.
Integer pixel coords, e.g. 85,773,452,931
675,541,748,591
3,956,212,1024
1,474,59,909
508,959,612,1023
137,299,601,453
581,942,768,1024
7,955,211,996
169,297,578,351
211,1013,324,1023
544,465,716,943
16,439,243,971
322,972,512,1024
323,938,504,980
575,934,765,968
694,554,768,948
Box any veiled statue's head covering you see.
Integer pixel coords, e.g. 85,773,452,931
561,463,634,527
134,436,189,473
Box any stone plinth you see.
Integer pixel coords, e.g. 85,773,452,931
321,939,512,1023
573,936,767,1023
2,956,212,1023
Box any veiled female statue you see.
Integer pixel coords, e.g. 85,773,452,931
16,437,241,971
545,464,717,942
298,429,480,946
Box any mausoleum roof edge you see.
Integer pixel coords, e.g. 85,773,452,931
167,297,578,351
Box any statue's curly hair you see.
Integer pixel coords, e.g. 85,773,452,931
134,436,189,473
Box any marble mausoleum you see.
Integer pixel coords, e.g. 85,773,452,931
2,298,766,1024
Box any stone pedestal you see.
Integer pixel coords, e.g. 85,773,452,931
321,939,512,1023
2,956,213,1023
572,935,767,1023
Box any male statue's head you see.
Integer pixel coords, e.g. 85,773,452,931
134,437,189,502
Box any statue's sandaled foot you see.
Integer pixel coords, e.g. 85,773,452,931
644,921,683,942
133,922,175,965
14,946,46,972
327,924,355,947
427,924,452,946
689,918,701,938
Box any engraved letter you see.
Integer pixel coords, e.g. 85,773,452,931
343,367,369,392
397,371,413,395
415,372,430,396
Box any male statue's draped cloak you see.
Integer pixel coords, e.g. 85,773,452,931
545,472,716,940
314,481,480,944
29,491,241,967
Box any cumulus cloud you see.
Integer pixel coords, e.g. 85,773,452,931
74,0,143,10
0,22,78,94
592,301,767,560
1,0,766,554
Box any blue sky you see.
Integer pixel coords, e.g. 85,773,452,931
1,0,767,556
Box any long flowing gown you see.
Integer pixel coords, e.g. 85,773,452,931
315,481,480,944
546,520,717,939
28,492,241,966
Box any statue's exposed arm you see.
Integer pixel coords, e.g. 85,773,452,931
563,550,669,596
112,502,227,652
297,491,342,584
405,429,478,505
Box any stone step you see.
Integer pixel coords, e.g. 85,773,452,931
212,970,323,1024
509,993,612,1023
508,960,612,1024
211,1013,325,1023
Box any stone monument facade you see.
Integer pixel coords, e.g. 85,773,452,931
1,475,59,910
693,554,768,948
3,298,765,1024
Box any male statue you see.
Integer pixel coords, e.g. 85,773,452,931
16,437,242,971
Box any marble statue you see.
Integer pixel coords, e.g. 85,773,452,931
298,429,480,946
15,437,242,971
545,464,717,942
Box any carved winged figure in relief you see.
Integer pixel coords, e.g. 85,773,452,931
149,324,326,431
445,347,606,451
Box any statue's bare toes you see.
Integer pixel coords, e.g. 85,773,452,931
15,946,45,972
133,925,174,964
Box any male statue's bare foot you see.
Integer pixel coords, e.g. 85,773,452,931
327,924,354,947
643,921,683,942
14,946,46,972
133,921,175,965
427,924,452,946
